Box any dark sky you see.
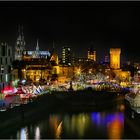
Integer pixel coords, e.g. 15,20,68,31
0,1,140,62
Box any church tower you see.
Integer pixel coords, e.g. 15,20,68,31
35,39,40,58
110,48,121,69
15,26,26,60
88,43,96,62
50,41,59,74
50,41,59,65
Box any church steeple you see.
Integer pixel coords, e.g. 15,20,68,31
36,39,39,52
50,40,59,65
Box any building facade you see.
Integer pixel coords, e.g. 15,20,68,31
87,47,96,62
13,39,51,83
110,48,121,69
0,42,13,90
23,39,50,60
15,26,26,60
62,46,72,65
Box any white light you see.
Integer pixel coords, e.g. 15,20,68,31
35,127,40,140
20,127,28,140
22,79,26,84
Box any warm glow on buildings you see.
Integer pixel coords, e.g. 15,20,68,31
88,47,96,62
110,48,121,69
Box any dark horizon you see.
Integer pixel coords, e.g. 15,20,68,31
0,1,140,63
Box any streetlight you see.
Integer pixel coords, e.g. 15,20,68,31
77,68,81,75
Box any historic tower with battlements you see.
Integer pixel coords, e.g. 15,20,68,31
110,48,121,69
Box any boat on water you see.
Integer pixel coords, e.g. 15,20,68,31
125,82,140,115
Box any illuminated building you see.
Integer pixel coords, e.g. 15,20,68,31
110,48,121,70
13,39,51,82
15,26,26,60
21,58,51,83
62,46,72,66
87,45,96,62
109,48,131,83
50,43,59,75
0,42,13,90
22,39,50,60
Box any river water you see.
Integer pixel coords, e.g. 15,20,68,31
0,96,140,139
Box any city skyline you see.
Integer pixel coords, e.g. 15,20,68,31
0,1,140,62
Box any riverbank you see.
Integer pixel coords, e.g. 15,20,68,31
0,89,125,115
0,89,125,131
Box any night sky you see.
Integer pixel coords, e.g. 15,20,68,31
0,1,140,63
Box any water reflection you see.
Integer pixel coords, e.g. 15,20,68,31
35,126,40,140
9,111,124,139
20,127,28,140
63,113,90,138
55,121,63,139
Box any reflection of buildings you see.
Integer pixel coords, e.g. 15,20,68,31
0,42,13,90
63,113,90,138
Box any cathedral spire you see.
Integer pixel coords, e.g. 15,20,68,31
15,25,26,60
36,38,39,51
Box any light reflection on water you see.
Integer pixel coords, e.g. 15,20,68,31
20,127,28,140
34,126,40,140
91,112,124,139
11,111,124,139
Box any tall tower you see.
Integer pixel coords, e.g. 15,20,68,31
15,26,26,60
36,39,39,52
62,46,71,65
88,44,96,62
50,41,59,65
0,42,13,90
35,39,39,58
110,48,121,69
50,41,59,74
